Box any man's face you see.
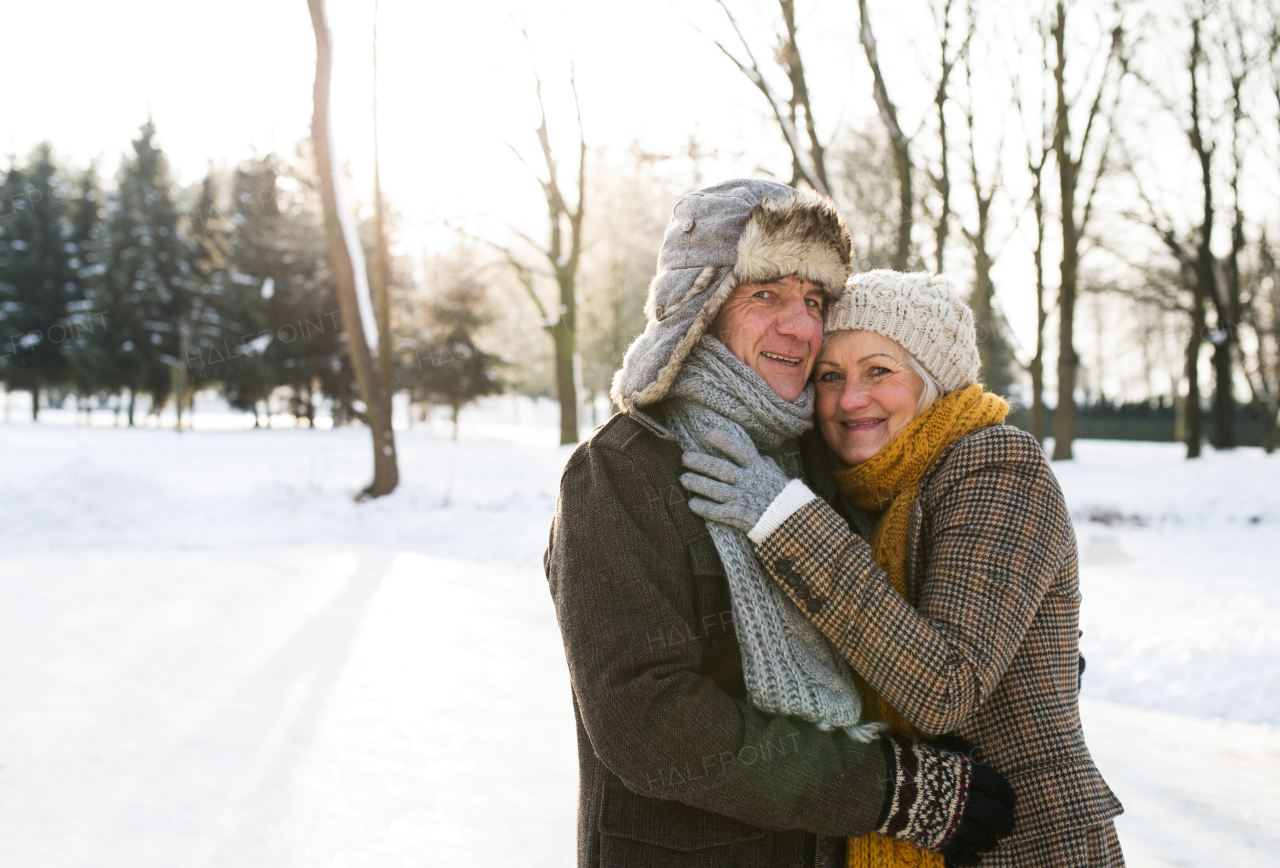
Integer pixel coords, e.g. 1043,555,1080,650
708,275,825,402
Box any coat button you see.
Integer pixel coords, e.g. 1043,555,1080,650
774,558,793,574
784,572,799,587
794,584,811,600
806,597,825,613
682,219,696,232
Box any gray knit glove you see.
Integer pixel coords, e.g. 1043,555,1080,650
679,430,790,533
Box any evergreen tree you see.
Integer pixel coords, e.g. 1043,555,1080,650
407,265,504,438
0,143,80,419
217,152,345,426
96,119,190,424
206,157,273,421
178,168,231,426
64,166,106,397
267,158,344,426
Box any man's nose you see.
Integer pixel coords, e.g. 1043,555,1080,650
773,296,819,343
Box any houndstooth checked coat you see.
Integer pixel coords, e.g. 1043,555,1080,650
759,423,1124,864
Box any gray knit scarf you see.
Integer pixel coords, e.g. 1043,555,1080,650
663,337,883,742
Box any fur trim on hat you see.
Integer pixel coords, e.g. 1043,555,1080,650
610,184,852,411
733,191,852,298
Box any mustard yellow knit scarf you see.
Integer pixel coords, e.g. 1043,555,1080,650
834,384,1009,868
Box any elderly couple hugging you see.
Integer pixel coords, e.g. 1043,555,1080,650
545,180,1123,868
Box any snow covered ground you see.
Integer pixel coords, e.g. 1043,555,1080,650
1,399,1277,867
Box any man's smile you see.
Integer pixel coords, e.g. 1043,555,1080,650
761,351,802,367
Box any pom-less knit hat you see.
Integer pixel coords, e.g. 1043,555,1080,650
825,269,980,392
610,179,852,411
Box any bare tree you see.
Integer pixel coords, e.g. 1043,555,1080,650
1234,13,1280,452
371,0,394,403
958,2,1013,396
701,1,832,199
858,0,916,271
1209,3,1261,449
923,0,971,273
306,0,398,497
834,125,903,271
1128,6,1230,458
1240,235,1280,451
579,144,677,419
1013,10,1056,443
1049,0,1127,460
494,33,587,446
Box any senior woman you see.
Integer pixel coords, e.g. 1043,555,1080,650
679,270,1123,867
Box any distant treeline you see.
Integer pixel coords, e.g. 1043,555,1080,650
1007,400,1269,447
0,121,501,427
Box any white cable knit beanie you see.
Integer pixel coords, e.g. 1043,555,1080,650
825,269,980,392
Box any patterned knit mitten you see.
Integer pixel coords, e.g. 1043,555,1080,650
875,735,1016,866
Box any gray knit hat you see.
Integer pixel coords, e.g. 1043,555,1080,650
610,179,852,411
825,269,980,392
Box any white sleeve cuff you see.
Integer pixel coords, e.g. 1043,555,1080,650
747,479,819,544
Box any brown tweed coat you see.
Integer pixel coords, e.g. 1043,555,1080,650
545,411,891,868
757,424,1123,863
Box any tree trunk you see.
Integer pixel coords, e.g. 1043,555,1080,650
555,281,579,445
371,0,394,405
1188,13,1216,457
1262,415,1278,454
1029,175,1049,445
971,244,1003,393
307,0,398,499
778,0,830,195
1052,263,1078,460
859,0,914,272
128,388,136,426
1184,295,1205,458
1210,337,1234,449
30,378,39,421
1051,0,1076,461
175,315,189,433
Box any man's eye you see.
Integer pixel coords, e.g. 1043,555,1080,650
805,297,823,309
752,290,773,300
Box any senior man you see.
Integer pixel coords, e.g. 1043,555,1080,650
544,179,1014,868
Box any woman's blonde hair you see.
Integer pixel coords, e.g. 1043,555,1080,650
905,351,946,416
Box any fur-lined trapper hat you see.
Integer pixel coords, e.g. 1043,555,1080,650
610,179,852,411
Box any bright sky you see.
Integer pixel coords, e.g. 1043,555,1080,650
4,1,816,229
8,0,1259,400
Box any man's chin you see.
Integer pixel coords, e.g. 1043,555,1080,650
761,375,806,403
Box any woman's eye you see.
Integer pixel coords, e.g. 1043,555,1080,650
818,371,842,383
869,366,892,378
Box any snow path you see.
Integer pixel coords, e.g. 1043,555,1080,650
1,414,1277,866
1082,699,1280,867
0,547,577,867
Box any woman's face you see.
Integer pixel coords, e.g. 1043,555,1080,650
815,330,926,465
